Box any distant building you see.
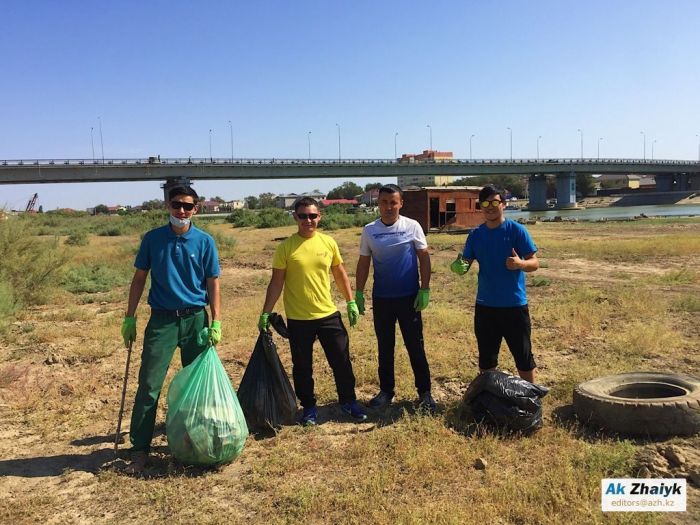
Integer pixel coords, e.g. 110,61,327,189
320,199,358,207
276,191,326,209
402,186,482,233
598,174,641,190
357,188,379,206
397,150,456,188
200,200,222,213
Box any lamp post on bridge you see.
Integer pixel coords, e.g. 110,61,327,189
577,129,583,159
98,116,104,163
335,123,341,161
598,137,603,160
537,135,542,160
426,124,432,151
209,129,213,162
394,132,398,159
506,127,512,160
90,127,95,161
652,139,657,160
469,134,475,160
228,120,234,162
640,131,646,161
696,134,699,161
307,131,312,160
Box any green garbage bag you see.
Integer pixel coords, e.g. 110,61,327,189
166,345,248,466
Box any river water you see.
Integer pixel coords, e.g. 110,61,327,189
505,204,700,221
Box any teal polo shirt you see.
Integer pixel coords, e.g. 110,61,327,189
134,224,220,310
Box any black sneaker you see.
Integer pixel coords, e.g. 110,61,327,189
417,391,437,413
300,406,318,426
340,400,368,422
369,390,394,408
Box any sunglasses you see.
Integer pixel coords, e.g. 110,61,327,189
171,201,196,211
296,213,319,220
480,200,502,209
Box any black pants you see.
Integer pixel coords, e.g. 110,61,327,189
474,303,536,372
372,295,431,396
287,312,357,409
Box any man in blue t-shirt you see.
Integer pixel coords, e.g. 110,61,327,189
356,184,435,412
451,185,539,383
119,186,221,473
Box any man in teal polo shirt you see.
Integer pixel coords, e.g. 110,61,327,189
120,186,221,473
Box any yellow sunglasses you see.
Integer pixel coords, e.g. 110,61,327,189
480,200,503,208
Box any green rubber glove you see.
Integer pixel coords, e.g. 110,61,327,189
354,290,365,315
346,300,360,327
121,316,136,348
450,255,470,275
258,312,270,331
413,289,430,312
209,320,222,345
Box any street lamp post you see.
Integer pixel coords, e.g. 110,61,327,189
307,131,312,160
426,124,432,150
577,128,583,159
209,129,213,162
652,139,657,160
506,127,512,160
696,134,699,161
98,116,104,163
640,131,646,160
469,134,475,160
537,135,542,160
394,132,398,159
335,123,341,161
598,137,603,160
228,120,234,162
90,127,95,161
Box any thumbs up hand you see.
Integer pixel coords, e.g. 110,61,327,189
506,248,523,270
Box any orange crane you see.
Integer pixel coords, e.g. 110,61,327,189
25,193,38,213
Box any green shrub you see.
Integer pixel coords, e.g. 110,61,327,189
65,231,89,246
226,209,260,227
61,263,130,294
258,208,295,228
0,218,69,308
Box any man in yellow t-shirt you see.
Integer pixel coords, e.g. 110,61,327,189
259,197,366,425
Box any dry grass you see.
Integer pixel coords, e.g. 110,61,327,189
1,216,699,524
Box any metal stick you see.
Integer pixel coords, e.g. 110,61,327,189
115,340,133,453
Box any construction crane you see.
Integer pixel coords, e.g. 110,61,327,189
25,193,38,213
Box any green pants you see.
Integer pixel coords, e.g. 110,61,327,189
129,309,208,452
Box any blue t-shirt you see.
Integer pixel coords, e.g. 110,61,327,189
360,216,428,298
134,224,221,310
462,219,537,307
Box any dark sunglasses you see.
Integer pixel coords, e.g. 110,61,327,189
171,201,196,211
480,199,502,209
296,213,319,220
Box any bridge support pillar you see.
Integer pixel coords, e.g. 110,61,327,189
526,174,548,210
677,173,689,191
655,174,674,191
555,171,577,209
162,177,193,202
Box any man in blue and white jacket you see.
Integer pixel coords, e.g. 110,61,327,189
355,184,435,411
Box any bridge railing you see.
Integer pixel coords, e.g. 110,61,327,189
1,157,698,167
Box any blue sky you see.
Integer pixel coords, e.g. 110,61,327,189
1,0,699,210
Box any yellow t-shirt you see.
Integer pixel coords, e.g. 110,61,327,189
272,232,343,320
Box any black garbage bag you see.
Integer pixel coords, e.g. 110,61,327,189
463,370,549,433
238,314,297,430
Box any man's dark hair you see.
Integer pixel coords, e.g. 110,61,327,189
478,185,505,203
378,184,404,199
294,196,319,211
168,186,200,203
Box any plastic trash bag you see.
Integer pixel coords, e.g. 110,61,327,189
238,315,297,430
463,370,549,433
166,345,248,466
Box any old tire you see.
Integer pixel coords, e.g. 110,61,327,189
573,372,700,437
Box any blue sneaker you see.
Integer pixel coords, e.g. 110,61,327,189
417,391,437,413
341,400,368,422
300,406,318,426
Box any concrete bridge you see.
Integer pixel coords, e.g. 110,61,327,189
1,157,698,211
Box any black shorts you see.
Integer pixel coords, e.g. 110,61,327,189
474,304,536,372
